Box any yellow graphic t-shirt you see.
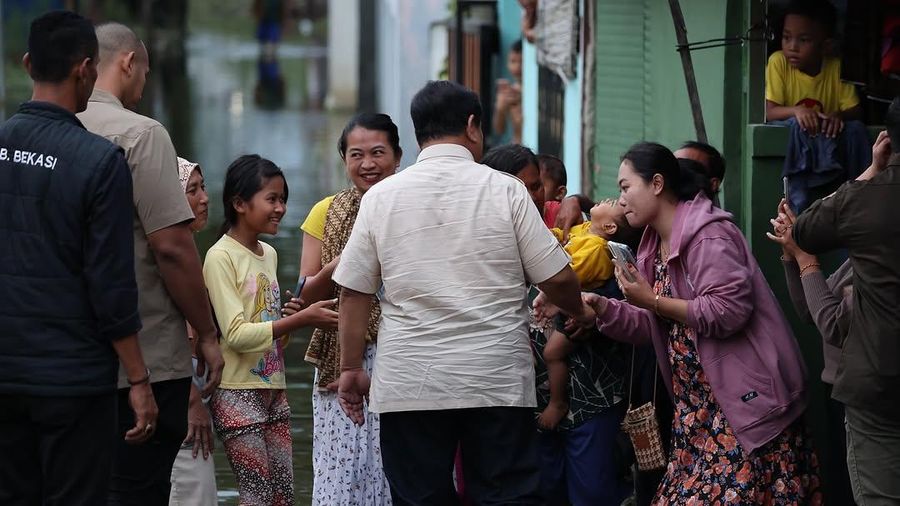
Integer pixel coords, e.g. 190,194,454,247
203,234,287,389
550,222,614,290
765,50,859,115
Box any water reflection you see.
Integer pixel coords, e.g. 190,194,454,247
254,55,285,110
166,32,348,504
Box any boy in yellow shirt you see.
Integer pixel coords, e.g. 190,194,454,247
765,1,860,134
538,199,639,429
765,1,870,212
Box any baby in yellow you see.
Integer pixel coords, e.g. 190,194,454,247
538,198,637,429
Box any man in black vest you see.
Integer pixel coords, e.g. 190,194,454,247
0,11,157,505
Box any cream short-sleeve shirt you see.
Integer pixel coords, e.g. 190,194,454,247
333,143,570,413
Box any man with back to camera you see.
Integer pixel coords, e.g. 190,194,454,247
77,21,224,504
334,80,596,504
0,11,157,505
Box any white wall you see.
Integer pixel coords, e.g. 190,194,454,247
376,0,449,168
520,0,583,194
327,0,360,110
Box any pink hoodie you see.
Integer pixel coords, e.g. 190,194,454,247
599,194,807,453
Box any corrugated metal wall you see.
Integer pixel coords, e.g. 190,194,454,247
591,1,648,198
589,0,731,200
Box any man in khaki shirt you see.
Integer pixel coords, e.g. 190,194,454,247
77,22,223,504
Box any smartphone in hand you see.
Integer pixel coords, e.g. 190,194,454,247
607,241,637,282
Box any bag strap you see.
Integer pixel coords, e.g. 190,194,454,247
627,345,636,409
629,344,660,409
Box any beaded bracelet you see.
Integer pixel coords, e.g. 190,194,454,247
799,262,821,277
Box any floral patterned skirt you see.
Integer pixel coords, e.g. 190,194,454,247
311,343,392,505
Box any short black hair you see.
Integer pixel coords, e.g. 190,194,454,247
481,144,537,177
410,80,482,146
338,113,403,160
511,39,523,53
677,158,716,201
680,141,726,181
622,141,706,202
537,154,566,187
783,0,837,37
886,97,900,152
220,154,288,235
27,11,98,83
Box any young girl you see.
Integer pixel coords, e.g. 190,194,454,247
203,154,338,505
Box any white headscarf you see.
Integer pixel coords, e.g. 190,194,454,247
177,157,201,191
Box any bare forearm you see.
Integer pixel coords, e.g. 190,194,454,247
493,105,508,134
272,310,320,336
338,287,372,370
857,164,880,181
301,257,339,304
537,267,583,316
766,103,796,122
151,228,217,340
112,334,150,383
573,195,595,214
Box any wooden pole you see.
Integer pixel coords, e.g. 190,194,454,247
668,0,707,143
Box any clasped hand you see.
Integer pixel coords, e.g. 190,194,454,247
532,290,598,340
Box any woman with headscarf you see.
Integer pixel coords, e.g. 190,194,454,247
169,157,216,506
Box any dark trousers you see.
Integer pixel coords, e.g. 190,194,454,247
844,403,900,504
538,402,628,506
0,392,117,506
108,377,190,506
823,385,856,505
380,407,542,505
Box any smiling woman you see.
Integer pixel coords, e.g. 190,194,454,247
588,141,822,504
296,113,401,505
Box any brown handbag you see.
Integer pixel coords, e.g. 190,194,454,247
620,345,667,471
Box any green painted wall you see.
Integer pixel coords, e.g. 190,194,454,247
590,1,851,497
591,0,740,207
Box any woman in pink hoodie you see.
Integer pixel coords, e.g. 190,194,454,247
584,142,821,504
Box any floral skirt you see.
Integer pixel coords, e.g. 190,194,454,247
311,343,391,505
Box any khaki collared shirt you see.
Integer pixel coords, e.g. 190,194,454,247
333,143,571,413
78,89,194,387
